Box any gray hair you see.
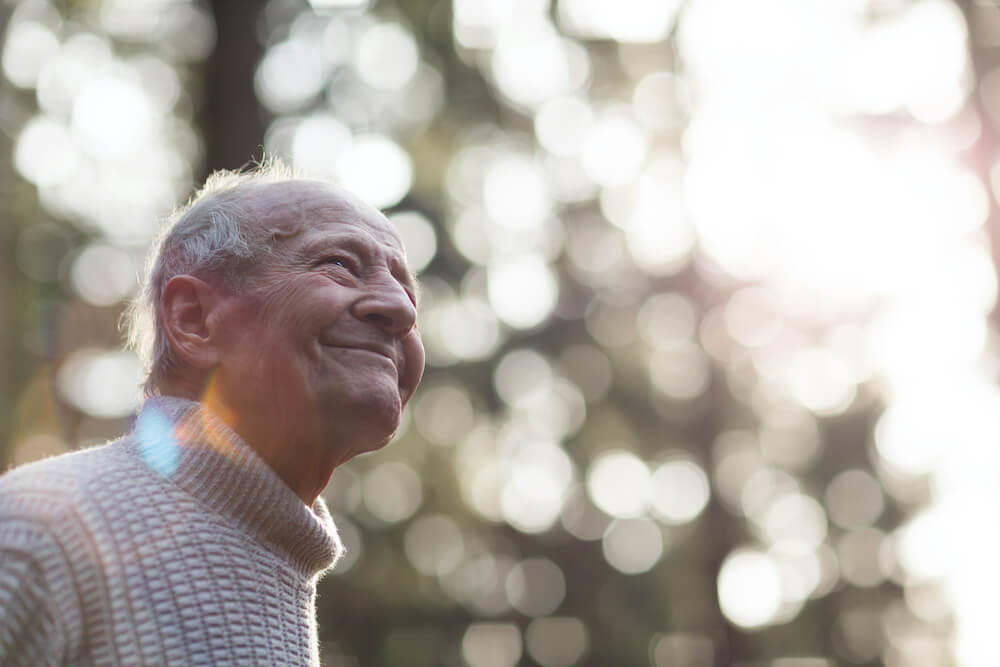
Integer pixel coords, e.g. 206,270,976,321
125,159,300,397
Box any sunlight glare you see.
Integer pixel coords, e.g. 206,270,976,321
336,133,413,208
534,96,593,157
355,22,419,90
389,210,437,273
136,404,179,477
582,109,647,187
490,19,589,110
37,33,113,115
487,254,558,329
757,493,827,550
14,115,80,187
2,19,60,88
72,73,155,158
483,152,553,229
558,0,682,43
718,548,783,629
586,449,650,519
786,347,856,416
501,440,574,533
255,38,325,113
291,114,353,181
433,297,503,361
648,457,710,525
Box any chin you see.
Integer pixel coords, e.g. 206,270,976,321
340,425,398,465
353,403,403,446
320,385,404,450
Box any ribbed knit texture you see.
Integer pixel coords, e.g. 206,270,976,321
0,397,344,666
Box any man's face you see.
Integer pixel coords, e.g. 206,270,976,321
210,181,425,464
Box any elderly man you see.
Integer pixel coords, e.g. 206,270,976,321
0,164,425,665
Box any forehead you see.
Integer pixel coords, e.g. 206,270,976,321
249,180,404,252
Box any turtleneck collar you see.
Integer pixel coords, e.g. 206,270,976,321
124,396,344,579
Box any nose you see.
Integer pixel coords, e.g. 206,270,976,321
354,274,417,337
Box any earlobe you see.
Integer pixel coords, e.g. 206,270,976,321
160,275,225,370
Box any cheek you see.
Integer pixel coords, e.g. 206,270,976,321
258,280,323,332
399,331,425,402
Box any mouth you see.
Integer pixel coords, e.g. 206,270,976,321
326,343,397,365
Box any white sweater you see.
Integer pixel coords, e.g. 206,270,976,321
0,397,344,666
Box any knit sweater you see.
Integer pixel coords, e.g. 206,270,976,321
0,396,344,666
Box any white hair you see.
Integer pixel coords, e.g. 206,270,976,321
125,159,301,396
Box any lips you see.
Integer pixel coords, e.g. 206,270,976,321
324,342,397,365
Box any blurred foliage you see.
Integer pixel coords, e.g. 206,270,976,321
4,0,998,666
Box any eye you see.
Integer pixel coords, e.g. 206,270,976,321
322,255,357,272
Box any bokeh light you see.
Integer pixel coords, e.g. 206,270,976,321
354,23,418,91
602,517,664,575
558,0,682,43
649,633,714,667
462,622,522,667
486,254,558,329
404,513,465,577
57,348,142,419
505,558,566,616
525,616,588,667
388,211,437,273
586,449,650,519
718,549,784,629
70,243,137,306
5,0,996,664
648,456,710,525
362,461,423,523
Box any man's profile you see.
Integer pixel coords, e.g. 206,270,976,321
0,161,425,665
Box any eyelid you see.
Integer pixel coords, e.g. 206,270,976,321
322,254,358,271
316,249,417,303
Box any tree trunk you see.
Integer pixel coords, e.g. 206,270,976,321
200,0,269,176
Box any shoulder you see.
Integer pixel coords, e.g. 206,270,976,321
0,436,133,529
0,445,129,667
0,437,139,603
2,438,118,488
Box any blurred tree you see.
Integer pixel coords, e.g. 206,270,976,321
201,0,268,173
1,0,990,666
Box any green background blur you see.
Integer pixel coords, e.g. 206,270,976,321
3,0,999,665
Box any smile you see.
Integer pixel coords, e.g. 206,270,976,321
328,344,396,364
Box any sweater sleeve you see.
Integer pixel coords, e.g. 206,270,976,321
0,545,67,666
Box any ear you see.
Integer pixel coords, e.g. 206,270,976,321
160,275,228,370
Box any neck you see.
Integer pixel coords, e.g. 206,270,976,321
201,389,340,506
130,396,345,574
157,376,340,506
